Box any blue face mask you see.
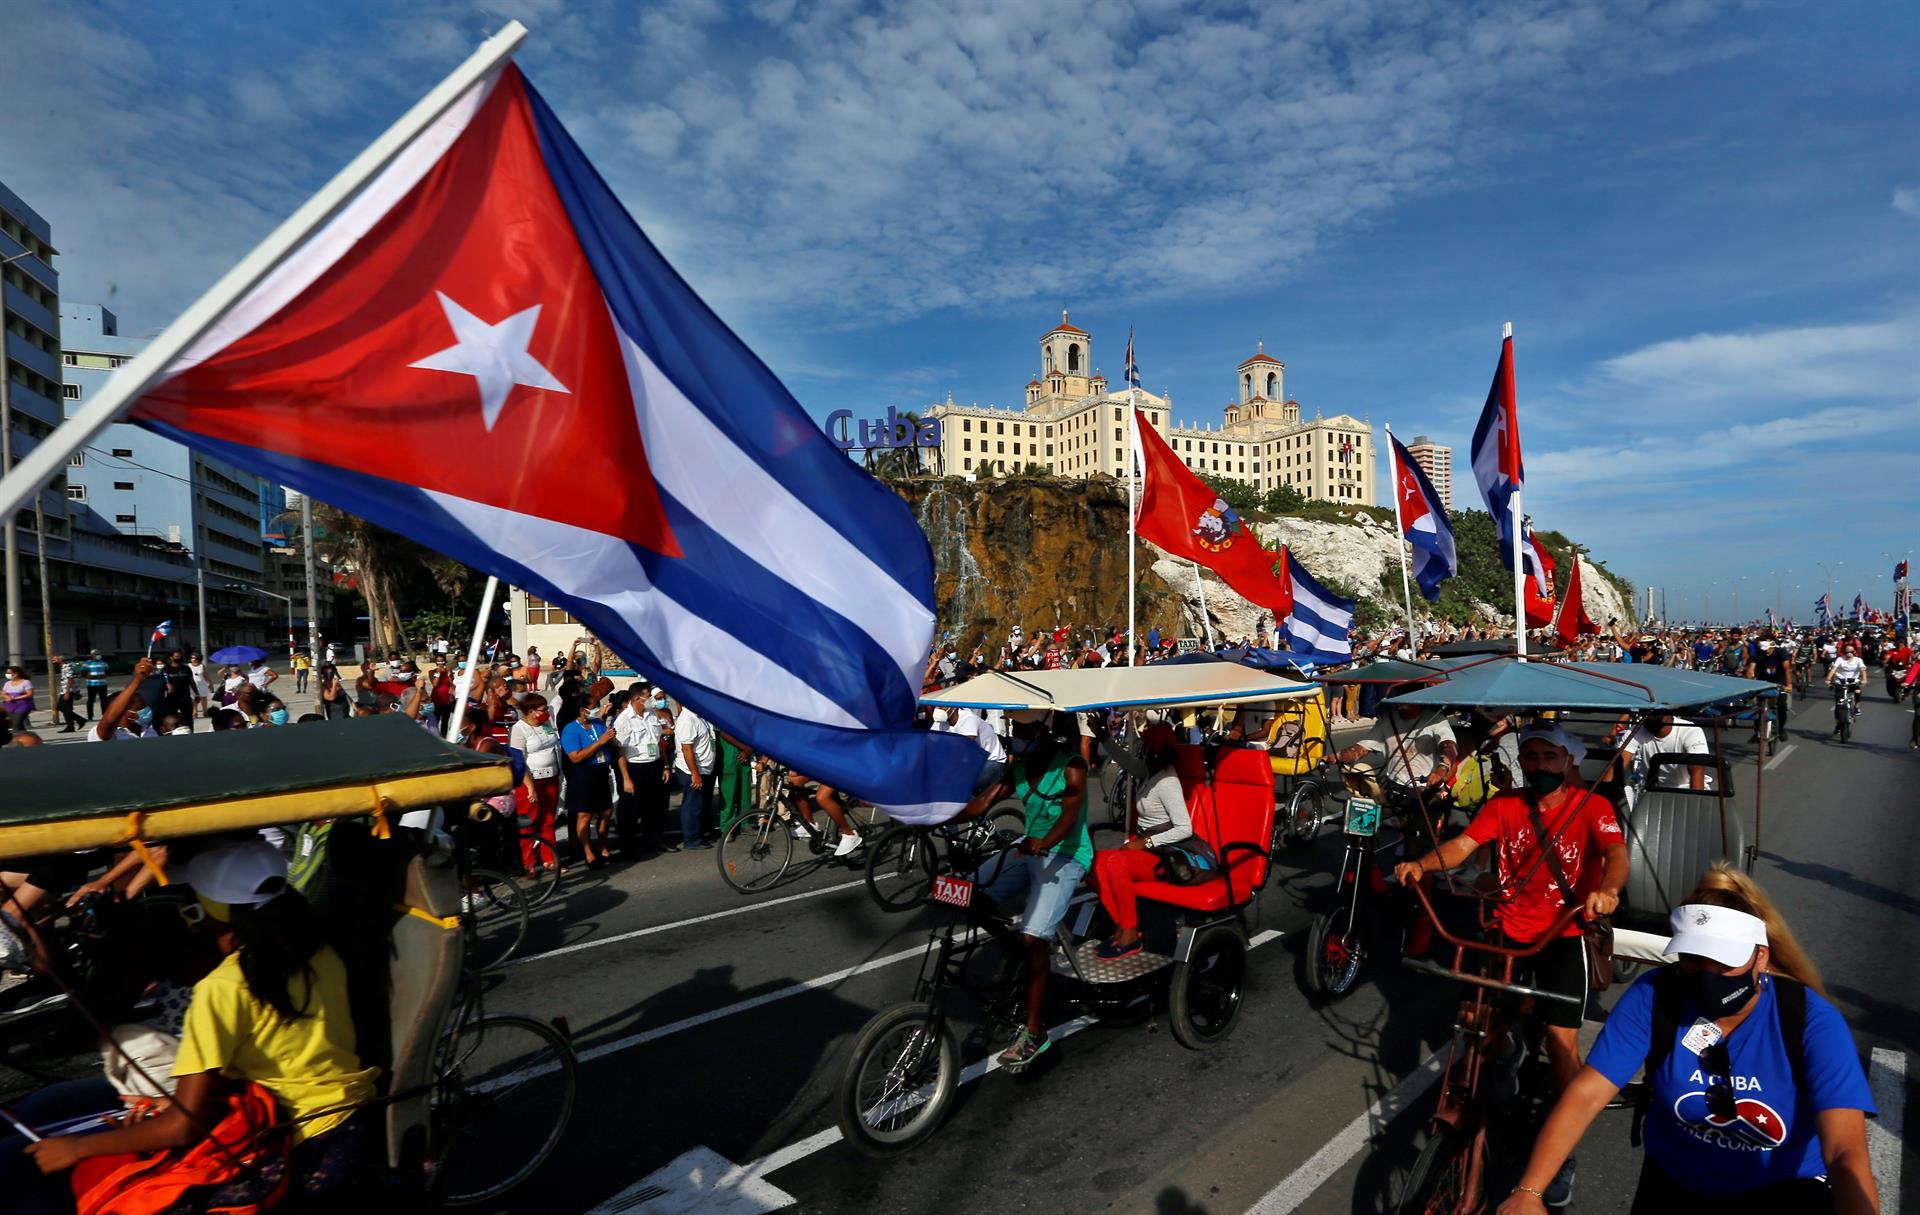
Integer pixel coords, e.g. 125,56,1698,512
135,706,153,728
269,709,290,725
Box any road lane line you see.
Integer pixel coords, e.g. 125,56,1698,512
1868,1047,1905,1214
1764,743,1797,770
508,878,866,967
1244,1050,1446,1214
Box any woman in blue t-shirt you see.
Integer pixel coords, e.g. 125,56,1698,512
1500,873,1877,1214
559,694,618,869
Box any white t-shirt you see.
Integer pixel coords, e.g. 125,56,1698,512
89,721,158,742
673,709,715,774
1622,719,1715,794
613,705,665,763
510,719,563,780
1358,715,1457,785
931,707,1006,764
188,662,210,697
1134,768,1192,845
1830,655,1866,684
247,667,272,690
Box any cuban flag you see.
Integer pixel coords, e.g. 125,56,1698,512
1854,592,1866,621
1124,327,1140,389
1897,560,1909,582
1815,593,1831,626
1389,433,1455,601
1469,332,1548,593
113,64,980,822
1280,549,1354,665
150,621,172,645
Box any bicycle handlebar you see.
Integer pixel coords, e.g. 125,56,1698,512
1404,877,1586,963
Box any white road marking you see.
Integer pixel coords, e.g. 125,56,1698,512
586,1145,794,1214
1764,743,1797,770
508,878,865,967
1244,1050,1447,1214
1868,1047,1905,1215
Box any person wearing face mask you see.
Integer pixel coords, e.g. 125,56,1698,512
1498,871,1877,1215
1396,723,1628,1207
87,657,160,742
262,696,291,727
1332,685,1459,807
1608,711,1712,813
613,682,673,858
510,694,565,875
1090,722,1195,960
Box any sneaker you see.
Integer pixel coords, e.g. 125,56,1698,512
1095,936,1143,961
832,832,864,858
791,824,812,840
1543,1153,1575,1207
997,1027,1051,1073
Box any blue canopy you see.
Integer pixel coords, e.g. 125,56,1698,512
1380,658,1776,713
1161,644,1303,672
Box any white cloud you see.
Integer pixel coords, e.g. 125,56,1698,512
1593,315,1920,407
1895,185,1920,219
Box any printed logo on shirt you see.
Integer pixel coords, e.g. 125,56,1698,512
1673,1076,1789,1151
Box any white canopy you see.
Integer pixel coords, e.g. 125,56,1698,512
923,665,1318,713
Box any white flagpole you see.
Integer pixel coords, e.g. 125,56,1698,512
1505,322,1528,659
0,21,530,524
1384,423,1419,651
445,575,499,742
1127,390,1138,667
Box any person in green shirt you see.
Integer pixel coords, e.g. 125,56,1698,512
956,708,1092,1072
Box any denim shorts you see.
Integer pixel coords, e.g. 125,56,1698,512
977,849,1088,940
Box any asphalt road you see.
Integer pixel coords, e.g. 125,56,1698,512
440,679,1919,1215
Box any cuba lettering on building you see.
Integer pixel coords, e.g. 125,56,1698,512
825,407,943,450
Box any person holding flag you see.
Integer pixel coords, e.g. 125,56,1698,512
146,621,172,659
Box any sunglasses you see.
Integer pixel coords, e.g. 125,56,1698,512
1698,1042,1737,1119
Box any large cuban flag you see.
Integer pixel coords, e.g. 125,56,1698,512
1280,550,1355,666
120,64,981,822
1469,332,1549,596
1388,433,1455,601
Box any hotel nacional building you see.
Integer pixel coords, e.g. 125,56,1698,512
921,313,1375,505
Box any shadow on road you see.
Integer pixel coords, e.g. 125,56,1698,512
1757,850,1920,921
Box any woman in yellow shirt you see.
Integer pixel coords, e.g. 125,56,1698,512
25,838,378,1208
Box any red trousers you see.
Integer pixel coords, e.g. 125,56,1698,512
1094,848,1161,931
516,777,561,869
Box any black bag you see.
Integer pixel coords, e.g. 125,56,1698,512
1523,793,1615,992
1151,838,1221,886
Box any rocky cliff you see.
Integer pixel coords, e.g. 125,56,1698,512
898,478,1636,648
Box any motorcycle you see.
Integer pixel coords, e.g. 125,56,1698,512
1887,661,1910,704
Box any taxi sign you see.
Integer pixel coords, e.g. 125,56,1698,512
1343,797,1382,838
930,874,974,909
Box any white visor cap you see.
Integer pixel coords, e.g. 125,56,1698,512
1664,903,1768,968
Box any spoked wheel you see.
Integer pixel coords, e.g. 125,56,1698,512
1837,704,1852,744
433,1013,577,1206
985,803,1027,848
1281,786,1327,848
1305,909,1365,999
836,1002,960,1157
865,827,938,912
465,868,530,973
1169,924,1247,1049
718,810,795,893
517,838,562,908
1395,1127,1483,1215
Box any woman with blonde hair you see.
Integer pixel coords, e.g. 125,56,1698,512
1499,867,1877,1214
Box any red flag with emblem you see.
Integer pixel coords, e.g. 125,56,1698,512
1132,409,1293,616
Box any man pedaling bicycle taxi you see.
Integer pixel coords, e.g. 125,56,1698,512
1393,723,1629,1209
1330,688,1460,810
781,770,865,857
951,707,1094,1074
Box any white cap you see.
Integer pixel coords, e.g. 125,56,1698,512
1518,722,1588,765
1664,903,1767,968
177,838,289,908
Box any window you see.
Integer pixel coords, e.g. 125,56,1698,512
1045,426,1053,438
962,419,971,432
1114,429,1121,443
964,458,973,470
115,513,136,523
997,441,1004,454
112,480,134,490
62,353,77,366
1028,425,1037,437
66,485,85,502
1045,445,1053,457
996,422,1004,435
962,438,971,452
62,383,80,400
524,595,578,626
1012,442,1021,455
109,356,128,368
69,453,84,467
111,448,133,457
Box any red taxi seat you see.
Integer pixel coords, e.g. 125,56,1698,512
1123,744,1277,914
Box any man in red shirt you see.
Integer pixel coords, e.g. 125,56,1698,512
1395,723,1627,1204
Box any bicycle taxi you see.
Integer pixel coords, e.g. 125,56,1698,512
1356,656,1777,1214
0,715,576,1209
835,661,1320,1156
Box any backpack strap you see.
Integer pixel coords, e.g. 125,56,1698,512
1773,974,1808,1096
1631,967,1689,1147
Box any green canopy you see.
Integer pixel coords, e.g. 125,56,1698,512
0,715,511,861
1380,658,1776,713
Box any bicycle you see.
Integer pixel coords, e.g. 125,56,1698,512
717,763,871,893
863,805,1027,913
1833,681,1859,743
1393,885,1585,1215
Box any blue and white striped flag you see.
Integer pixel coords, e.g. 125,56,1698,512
1815,593,1831,626
1124,326,1140,389
1281,551,1355,665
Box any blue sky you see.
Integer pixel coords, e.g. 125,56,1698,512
4,0,1916,622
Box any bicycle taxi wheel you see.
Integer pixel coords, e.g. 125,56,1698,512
1169,923,1248,1049
518,837,562,908
718,810,794,892
865,826,938,912
465,868,530,973
836,1001,960,1156
1395,1127,1482,1215
433,1013,578,1205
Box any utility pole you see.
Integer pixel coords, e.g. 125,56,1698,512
300,495,320,663
195,562,209,655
